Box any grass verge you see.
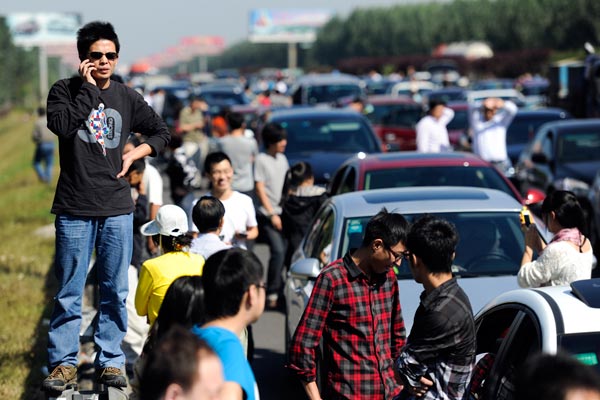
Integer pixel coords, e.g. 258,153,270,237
0,110,57,399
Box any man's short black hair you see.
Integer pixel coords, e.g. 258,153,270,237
515,352,600,400
126,158,146,176
202,248,263,321
428,99,446,113
192,196,225,233
140,325,215,400
204,151,232,174
261,122,287,147
361,208,409,249
226,112,245,131
407,215,458,274
77,21,120,61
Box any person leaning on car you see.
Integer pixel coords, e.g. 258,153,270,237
287,208,408,399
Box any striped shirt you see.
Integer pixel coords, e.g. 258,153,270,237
288,252,406,399
395,277,476,400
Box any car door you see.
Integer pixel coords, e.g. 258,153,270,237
473,306,543,400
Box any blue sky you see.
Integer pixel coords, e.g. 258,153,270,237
3,0,430,65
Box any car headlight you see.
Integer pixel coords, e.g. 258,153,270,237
554,178,590,196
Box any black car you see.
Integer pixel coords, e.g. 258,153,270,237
515,119,600,215
268,107,383,185
506,108,571,165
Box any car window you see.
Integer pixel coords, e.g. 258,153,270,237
559,332,600,373
540,132,553,159
342,211,525,277
366,104,422,127
339,167,356,194
557,131,600,163
506,116,560,145
281,118,380,154
447,109,469,131
304,207,335,266
306,84,362,104
364,166,517,200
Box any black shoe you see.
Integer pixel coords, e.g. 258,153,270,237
42,365,77,392
96,367,127,388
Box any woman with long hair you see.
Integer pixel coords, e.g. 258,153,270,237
519,190,593,287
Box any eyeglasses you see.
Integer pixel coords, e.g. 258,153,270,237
89,51,119,61
387,247,411,263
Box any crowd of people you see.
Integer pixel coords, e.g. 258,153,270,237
38,19,598,400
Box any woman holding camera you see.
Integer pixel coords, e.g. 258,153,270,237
518,190,593,287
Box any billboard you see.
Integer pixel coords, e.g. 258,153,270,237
249,9,333,43
5,12,82,47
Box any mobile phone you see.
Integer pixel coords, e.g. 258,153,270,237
520,208,532,227
237,232,248,238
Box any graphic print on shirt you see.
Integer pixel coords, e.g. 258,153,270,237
78,104,123,154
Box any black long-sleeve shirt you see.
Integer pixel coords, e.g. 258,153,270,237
47,78,170,216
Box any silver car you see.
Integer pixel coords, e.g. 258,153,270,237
284,186,550,345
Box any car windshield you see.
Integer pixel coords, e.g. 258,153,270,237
366,104,422,127
306,84,362,104
341,211,524,278
506,116,560,145
447,109,469,131
560,332,600,373
280,118,380,154
557,131,600,163
364,166,516,199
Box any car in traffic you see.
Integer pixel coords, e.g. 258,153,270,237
365,95,423,151
268,107,383,185
327,152,527,204
388,80,437,103
515,119,600,215
289,73,365,106
472,279,600,398
196,81,250,115
506,108,571,165
285,186,550,344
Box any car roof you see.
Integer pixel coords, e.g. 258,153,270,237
513,108,570,118
477,282,600,335
269,106,365,120
329,186,522,218
295,73,362,84
367,95,419,105
538,118,600,131
341,151,491,169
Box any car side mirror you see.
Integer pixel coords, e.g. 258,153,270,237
289,258,321,280
531,152,548,163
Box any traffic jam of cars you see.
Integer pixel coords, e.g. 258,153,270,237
133,60,600,392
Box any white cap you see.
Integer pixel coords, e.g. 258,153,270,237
140,204,189,237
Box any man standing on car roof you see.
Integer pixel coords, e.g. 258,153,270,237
288,209,408,399
42,21,170,392
469,97,517,174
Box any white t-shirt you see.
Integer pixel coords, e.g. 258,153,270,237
416,108,454,153
254,152,289,216
143,161,163,207
191,191,257,249
470,101,517,162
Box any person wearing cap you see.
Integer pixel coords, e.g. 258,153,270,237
135,204,205,326
416,99,455,153
469,97,517,174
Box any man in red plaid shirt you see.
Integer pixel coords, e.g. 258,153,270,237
287,209,408,399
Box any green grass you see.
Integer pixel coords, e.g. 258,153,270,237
0,110,57,399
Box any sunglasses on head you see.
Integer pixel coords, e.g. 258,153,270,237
89,51,118,61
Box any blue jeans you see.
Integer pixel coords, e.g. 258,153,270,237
33,142,55,183
48,213,132,369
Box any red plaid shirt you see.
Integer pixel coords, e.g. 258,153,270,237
288,253,406,399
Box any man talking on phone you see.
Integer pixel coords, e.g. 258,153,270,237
42,21,170,392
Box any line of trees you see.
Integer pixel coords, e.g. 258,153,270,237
0,17,38,110
207,0,600,73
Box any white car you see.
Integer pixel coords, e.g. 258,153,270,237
472,279,600,399
284,186,550,345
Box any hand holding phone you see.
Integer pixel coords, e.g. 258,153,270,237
520,207,532,227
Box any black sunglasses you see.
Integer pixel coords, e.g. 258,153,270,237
89,51,119,61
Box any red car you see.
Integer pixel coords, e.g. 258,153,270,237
366,95,423,151
328,151,528,204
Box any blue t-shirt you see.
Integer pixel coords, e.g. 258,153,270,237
192,325,259,400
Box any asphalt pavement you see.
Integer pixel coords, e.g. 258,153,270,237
251,243,306,400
